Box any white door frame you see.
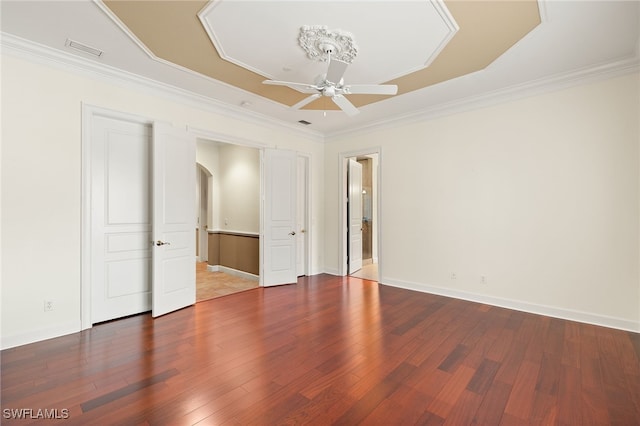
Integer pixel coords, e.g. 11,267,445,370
297,153,312,277
81,104,156,330
196,164,211,262
339,148,382,278
347,159,363,274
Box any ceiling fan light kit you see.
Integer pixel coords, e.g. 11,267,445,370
263,26,398,117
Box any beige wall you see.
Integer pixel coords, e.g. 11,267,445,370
1,54,325,348
196,141,260,234
218,144,260,233
325,72,640,331
196,139,220,230
208,232,259,275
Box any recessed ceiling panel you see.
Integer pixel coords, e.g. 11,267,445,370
102,0,541,111
198,0,458,84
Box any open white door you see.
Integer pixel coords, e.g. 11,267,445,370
263,149,297,286
152,122,196,317
90,116,152,323
348,159,363,274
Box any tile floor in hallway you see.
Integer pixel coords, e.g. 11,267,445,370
350,261,379,282
196,262,259,301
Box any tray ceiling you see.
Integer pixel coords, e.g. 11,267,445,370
2,1,638,135
102,0,540,111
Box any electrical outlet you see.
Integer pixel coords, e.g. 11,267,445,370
481,275,487,285
451,273,457,280
44,300,54,312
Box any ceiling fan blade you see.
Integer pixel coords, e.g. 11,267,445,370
263,79,318,94
290,94,321,110
325,57,349,84
331,94,360,116
345,84,398,95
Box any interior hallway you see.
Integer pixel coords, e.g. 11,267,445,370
196,262,258,302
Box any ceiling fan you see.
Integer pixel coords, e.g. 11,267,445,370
263,42,398,116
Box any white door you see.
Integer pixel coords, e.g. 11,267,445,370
296,156,307,277
348,159,363,274
152,123,196,317
263,149,297,286
91,117,152,323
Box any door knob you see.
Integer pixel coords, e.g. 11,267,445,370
155,240,170,246
289,231,296,236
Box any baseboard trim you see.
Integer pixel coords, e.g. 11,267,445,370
322,267,341,276
380,276,640,333
207,264,259,281
1,321,82,350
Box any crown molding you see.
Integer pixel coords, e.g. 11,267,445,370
0,32,325,144
326,53,640,141
3,29,637,146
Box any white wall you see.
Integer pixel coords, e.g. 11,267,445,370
325,73,640,331
0,53,325,348
2,43,636,350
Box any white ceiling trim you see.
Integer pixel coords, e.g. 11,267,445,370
188,125,269,149
325,53,640,141
196,1,272,79
392,0,459,81
93,0,157,63
0,32,325,144
197,0,459,82
2,29,637,145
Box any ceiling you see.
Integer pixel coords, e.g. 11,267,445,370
1,1,639,137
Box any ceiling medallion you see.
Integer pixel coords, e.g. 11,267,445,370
298,25,358,63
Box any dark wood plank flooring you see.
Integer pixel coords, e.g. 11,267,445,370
2,274,639,425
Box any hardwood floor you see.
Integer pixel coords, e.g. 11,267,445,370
2,274,639,425
196,262,258,302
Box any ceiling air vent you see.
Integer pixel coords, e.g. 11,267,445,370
298,120,312,125
65,39,103,58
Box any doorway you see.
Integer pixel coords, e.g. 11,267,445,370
194,139,311,298
195,140,261,300
341,150,380,282
195,160,258,302
82,110,312,328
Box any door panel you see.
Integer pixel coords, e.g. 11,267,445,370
91,117,152,323
348,159,363,274
263,149,297,286
152,123,196,317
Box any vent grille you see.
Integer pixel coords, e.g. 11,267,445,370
65,39,103,57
